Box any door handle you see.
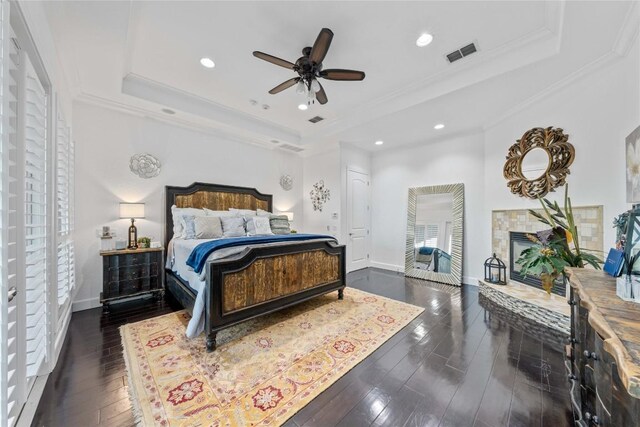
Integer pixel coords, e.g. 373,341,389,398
8,287,17,302
349,233,354,236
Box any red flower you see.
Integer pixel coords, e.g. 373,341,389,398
333,340,355,354
146,335,174,348
166,379,204,406
377,315,395,324
252,385,284,411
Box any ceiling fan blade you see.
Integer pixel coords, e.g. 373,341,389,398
320,69,365,81
309,28,334,64
269,77,300,94
316,81,328,105
253,51,295,70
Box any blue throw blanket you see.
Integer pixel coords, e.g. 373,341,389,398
186,234,335,274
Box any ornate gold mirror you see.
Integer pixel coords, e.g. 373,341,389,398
503,126,575,199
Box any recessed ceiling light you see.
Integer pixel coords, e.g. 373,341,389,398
375,140,384,146
416,33,434,47
200,57,215,68
298,104,308,111
434,123,445,130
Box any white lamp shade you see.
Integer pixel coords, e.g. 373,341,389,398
119,203,145,219
280,211,294,222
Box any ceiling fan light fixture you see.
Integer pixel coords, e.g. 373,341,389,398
200,57,215,68
434,123,445,130
298,103,308,111
296,80,306,94
310,79,321,93
416,33,434,47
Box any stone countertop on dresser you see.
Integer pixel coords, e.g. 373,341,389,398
567,268,640,398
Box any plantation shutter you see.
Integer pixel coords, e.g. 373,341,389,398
2,6,20,425
424,224,439,248
414,225,425,247
23,53,47,379
56,108,73,314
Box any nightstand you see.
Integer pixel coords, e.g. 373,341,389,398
99,247,165,312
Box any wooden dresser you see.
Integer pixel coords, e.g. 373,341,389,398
567,269,640,426
100,247,165,312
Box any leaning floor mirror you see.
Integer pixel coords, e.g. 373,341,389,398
405,183,464,286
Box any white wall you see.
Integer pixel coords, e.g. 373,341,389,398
483,38,640,257
302,149,341,237
370,131,485,280
72,102,303,310
368,37,639,283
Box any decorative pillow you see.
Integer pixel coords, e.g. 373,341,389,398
181,215,197,240
246,216,274,236
257,209,272,217
194,216,223,239
203,208,236,218
229,208,257,217
221,216,246,238
269,215,291,235
171,205,206,238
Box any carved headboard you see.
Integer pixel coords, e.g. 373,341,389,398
165,182,273,247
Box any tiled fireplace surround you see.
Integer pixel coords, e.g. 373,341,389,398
479,206,603,335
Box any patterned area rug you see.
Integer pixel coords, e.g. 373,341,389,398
121,288,424,426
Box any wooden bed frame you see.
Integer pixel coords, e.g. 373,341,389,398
164,182,346,352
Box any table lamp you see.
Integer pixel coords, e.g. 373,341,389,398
119,203,145,249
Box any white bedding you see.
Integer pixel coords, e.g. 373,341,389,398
167,237,251,338
167,236,335,338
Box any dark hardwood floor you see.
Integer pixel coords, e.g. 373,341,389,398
32,268,573,426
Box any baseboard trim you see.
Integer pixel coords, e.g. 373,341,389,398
16,374,48,427
72,296,101,312
369,261,405,273
463,276,479,286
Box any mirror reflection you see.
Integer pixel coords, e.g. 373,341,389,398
413,193,454,274
520,147,549,181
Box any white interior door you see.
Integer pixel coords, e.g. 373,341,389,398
346,169,370,272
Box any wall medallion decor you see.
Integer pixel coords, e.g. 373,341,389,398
503,126,575,199
310,180,330,211
280,174,293,191
626,125,640,203
130,153,161,179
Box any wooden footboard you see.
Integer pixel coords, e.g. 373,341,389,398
204,240,346,351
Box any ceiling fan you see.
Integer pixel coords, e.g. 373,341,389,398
252,28,365,105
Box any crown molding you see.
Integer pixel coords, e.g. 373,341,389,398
301,3,565,145
75,91,290,152
121,73,302,144
612,0,640,57
484,2,639,131
483,51,619,130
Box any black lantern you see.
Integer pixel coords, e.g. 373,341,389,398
484,253,507,285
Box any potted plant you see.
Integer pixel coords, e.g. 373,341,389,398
137,236,151,249
516,231,570,294
516,185,603,294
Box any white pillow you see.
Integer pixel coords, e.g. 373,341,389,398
204,208,236,218
257,209,272,217
229,208,257,217
246,216,274,236
194,216,223,239
221,216,246,238
171,205,206,238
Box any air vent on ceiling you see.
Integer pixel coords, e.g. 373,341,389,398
308,116,324,123
446,42,477,63
270,139,280,144
279,143,305,153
